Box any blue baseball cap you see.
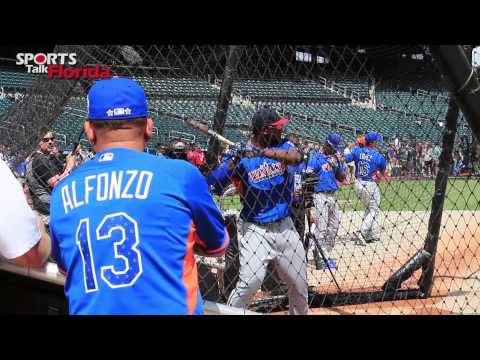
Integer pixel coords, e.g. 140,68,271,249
87,77,148,121
326,133,342,151
365,131,383,144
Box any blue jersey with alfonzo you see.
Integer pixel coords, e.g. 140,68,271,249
49,147,228,315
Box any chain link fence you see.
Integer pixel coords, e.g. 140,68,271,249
1,45,479,314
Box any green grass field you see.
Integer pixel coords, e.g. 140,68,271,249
215,178,480,212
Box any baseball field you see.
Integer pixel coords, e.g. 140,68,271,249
216,178,480,212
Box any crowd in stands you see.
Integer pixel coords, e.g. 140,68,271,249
2,132,480,185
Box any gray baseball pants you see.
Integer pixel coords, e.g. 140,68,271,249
311,192,340,257
227,216,309,315
353,179,381,238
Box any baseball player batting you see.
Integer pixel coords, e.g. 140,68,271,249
344,131,387,245
207,108,309,315
49,78,229,315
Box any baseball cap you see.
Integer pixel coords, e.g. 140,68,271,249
326,133,342,151
87,77,148,121
365,131,383,144
251,108,289,131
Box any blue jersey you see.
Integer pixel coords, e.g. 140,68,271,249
49,147,228,315
207,140,295,224
344,146,386,181
306,153,345,192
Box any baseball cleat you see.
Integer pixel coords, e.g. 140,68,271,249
354,232,367,246
324,259,338,270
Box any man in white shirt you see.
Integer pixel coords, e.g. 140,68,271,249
0,158,51,267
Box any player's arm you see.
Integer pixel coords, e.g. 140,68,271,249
344,149,355,164
374,155,389,182
0,161,51,267
206,160,236,196
12,214,51,267
260,147,302,165
185,165,229,257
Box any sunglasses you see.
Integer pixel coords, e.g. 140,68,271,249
41,137,55,143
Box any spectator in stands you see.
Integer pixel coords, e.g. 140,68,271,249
406,144,415,177
187,144,205,168
398,144,408,177
453,150,464,176
432,144,441,176
424,143,434,177
25,128,76,226
393,135,400,152
472,139,480,176
155,143,167,157
0,158,51,267
387,144,398,178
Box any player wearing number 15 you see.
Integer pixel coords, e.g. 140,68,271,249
49,78,229,315
344,131,386,245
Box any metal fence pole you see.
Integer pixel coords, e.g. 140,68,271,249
419,95,459,295
206,45,244,169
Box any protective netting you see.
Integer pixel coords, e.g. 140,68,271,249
1,45,479,315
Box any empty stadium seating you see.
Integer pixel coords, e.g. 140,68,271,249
133,77,219,98
0,68,472,151
0,70,40,88
234,79,350,102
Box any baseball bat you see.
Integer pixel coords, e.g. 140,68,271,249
157,111,236,147
306,221,342,293
71,128,85,155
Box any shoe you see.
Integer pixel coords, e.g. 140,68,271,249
354,232,367,246
324,259,337,270
364,232,380,242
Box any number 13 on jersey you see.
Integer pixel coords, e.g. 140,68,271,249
75,212,143,293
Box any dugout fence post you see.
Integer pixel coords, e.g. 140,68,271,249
418,95,459,296
206,45,244,170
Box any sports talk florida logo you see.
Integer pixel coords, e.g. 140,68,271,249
16,53,111,79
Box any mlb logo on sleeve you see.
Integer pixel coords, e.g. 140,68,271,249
99,152,114,162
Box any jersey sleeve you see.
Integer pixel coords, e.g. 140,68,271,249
0,159,41,260
184,164,229,255
306,154,320,173
206,151,239,195
344,149,354,163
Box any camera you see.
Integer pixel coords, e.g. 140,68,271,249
302,171,318,209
